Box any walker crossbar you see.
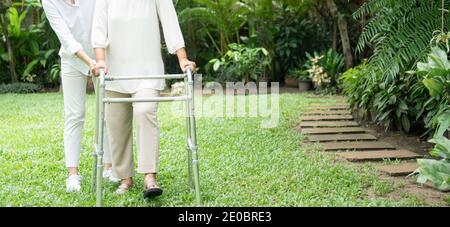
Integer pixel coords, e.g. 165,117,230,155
91,68,201,207
104,96,189,103
105,74,186,81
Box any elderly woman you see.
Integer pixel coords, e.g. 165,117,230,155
92,0,196,198
42,0,117,193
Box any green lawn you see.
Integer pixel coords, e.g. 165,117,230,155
0,92,427,207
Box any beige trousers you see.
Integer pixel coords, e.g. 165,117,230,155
105,88,160,179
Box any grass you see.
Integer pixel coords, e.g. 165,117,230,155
444,196,450,206
0,92,428,207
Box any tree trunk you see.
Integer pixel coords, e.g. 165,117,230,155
0,13,18,83
332,22,337,51
326,0,353,69
220,32,226,54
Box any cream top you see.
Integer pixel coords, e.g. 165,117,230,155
42,0,96,75
92,0,185,93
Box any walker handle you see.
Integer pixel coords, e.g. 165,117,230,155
99,69,106,87
186,67,194,81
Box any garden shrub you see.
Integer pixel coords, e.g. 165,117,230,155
0,82,43,94
410,47,450,131
206,43,271,83
415,112,450,191
303,49,344,94
340,61,376,113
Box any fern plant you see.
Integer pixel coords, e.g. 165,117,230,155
354,0,450,82
347,0,450,132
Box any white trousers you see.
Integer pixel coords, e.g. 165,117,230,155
61,62,111,167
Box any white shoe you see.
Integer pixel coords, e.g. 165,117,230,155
103,169,120,183
66,175,82,193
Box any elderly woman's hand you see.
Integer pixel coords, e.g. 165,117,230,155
179,58,196,73
93,60,108,77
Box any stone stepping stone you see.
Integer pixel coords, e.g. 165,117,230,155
307,133,377,142
300,121,359,128
309,104,350,107
306,105,350,111
337,150,421,162
301,115,354,121
301,127,366,135
319,141,395,151
309,101,349,105
303,110,352,115
305,96,347,100
376,163,418,176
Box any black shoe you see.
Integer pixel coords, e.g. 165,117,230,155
143,187,163,198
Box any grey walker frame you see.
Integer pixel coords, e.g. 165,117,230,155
91,68,201,207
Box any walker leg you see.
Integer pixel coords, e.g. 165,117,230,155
96,153,104,207
95,71,106,207
91,77,100,192
187,147,193,188
191,146,201,206
186,69,201,206
91,152,98,192
184,77,194,188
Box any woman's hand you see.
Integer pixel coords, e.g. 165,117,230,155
93,60,108,77
179,58,196,73
88,60,97,76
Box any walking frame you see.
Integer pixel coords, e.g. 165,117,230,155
90,68,201,207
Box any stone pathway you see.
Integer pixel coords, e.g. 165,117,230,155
299,96,420,176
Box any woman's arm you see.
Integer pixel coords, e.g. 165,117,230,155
42,0,94,68
155,0,185,55
76,51,96,73
156,0,196,72
91,0,109,76
176,48,196,72
93,48,107,76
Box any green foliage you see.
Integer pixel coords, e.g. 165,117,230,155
415,112,450,191
288,68,309,81
177,0,331,82
417,47,450,97
178,0,250,55
416,159,450,191
341,63,413,132
354,0,450,82
340,61,376,114
0,0,60,85
207,43,271,83
0,82,42,94
412,47,450,130
273,10,328,75
413,47,450,190
372,78,411,131
343,0,450,133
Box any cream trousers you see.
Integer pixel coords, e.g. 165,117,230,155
61,62,111,167
105,89,160,179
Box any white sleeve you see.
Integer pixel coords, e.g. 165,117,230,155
42,0,83,55
156,0,185,54
91,0,109,49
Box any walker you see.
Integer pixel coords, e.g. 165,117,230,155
90,68,201,207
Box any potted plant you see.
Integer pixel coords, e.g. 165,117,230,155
284,69,299,88
295,69,312,92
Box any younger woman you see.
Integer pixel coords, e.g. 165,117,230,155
42,0,116,192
